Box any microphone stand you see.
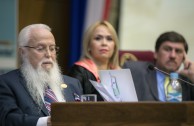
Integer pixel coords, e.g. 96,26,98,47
148,65,194,86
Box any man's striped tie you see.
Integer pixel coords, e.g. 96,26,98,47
44,86,58,113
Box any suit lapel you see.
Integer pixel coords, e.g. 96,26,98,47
146,69,159,100
18,70,49,116
63,87,74,101
61,81,76,102
62,77,77,102
40,103,50,115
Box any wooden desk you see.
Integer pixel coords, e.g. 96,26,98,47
51,102,194,126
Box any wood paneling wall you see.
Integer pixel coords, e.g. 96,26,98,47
19,0,71,74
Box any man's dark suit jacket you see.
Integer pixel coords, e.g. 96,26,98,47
123,61,194,101
0,69,83,126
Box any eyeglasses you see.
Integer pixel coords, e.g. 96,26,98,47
22,45,59,53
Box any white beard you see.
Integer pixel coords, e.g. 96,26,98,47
20,58,65,108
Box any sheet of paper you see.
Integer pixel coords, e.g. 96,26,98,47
89,80,117,101
90,69,138,102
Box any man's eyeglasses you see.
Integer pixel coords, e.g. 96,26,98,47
22,45,59,53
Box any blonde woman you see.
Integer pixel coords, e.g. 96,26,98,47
68,21,120,101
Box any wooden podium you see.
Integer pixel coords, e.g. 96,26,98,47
51,102,194,126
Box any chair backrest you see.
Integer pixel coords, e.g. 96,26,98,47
119,50,154,66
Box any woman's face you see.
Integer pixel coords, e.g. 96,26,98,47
89,25,115,62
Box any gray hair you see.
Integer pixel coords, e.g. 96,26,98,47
18,24,51,46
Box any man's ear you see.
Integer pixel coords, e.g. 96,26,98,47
19,47,24,55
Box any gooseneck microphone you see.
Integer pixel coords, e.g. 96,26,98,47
148,64,194,86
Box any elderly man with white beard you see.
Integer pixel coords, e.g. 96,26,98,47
0,24,83,126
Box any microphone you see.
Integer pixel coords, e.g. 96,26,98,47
148,64,194,86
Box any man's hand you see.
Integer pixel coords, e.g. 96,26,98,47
178,52,194,83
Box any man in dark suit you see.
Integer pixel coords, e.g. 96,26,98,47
0,24,83,126
123,31,194,101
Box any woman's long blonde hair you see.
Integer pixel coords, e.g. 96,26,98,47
81,21,119,69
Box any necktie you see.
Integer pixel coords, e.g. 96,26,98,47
164,76,170,96
44,86,58,113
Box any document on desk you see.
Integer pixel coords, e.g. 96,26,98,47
90,69,138,102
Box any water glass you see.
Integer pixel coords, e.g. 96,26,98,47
81,94,97,102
